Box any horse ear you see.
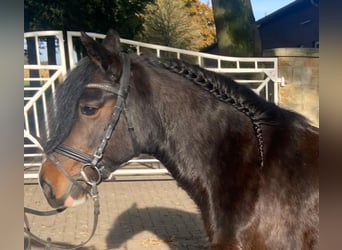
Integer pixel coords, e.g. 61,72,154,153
102,29,121,53
80,31,120,72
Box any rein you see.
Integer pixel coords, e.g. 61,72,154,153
24,183,99,250
24,153,100,249
24,53,136,249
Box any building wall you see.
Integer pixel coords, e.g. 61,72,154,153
264,48,319,127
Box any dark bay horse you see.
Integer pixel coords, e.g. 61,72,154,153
39,30,319,249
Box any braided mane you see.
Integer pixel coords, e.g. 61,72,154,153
153,58,306,167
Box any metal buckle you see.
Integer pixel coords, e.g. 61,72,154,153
80,164,102,186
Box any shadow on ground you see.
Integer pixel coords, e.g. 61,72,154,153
105,203,209,249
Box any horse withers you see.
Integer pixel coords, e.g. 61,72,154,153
38,29,319,249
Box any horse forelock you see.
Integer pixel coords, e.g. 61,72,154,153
43,58,98,153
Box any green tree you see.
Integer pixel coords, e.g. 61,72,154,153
24,0,152,68
211,0,261,56
24,0,152,39
139,0,213,50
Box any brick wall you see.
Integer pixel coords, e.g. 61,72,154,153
264,48,319,127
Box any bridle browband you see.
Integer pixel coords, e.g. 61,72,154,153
24,53,138,249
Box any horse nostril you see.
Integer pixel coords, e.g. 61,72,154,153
40,179,55,199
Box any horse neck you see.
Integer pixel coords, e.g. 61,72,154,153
130,66,258,175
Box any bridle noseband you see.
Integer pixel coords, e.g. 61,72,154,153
54,52,138,185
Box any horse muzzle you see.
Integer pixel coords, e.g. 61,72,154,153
39,157,90,208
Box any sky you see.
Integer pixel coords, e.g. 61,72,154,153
250,0,295,20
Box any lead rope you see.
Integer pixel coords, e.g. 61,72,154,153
24,185,100,250
24,155,101,250
24,204,66,249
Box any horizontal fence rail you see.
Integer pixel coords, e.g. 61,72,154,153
67,31,279,103
25,30,281,180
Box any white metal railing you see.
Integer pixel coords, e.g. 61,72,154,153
24,67,63,169
24,30,67,74
24,31,67,172
67,31,279,103
25,30,281,180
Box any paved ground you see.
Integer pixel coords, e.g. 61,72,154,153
24,169,210,250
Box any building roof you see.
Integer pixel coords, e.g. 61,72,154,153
256,0,318,26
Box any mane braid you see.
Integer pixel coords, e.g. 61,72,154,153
158,59,268,167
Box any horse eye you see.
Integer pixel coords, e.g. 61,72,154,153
80,106,98,116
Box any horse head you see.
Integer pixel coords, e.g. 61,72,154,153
39,30,138,208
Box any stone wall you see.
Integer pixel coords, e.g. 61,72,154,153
263,48,319,127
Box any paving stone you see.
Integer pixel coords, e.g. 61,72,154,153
24,175,209,249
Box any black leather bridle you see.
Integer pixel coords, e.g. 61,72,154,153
55,52,139,185
24,53,138,249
